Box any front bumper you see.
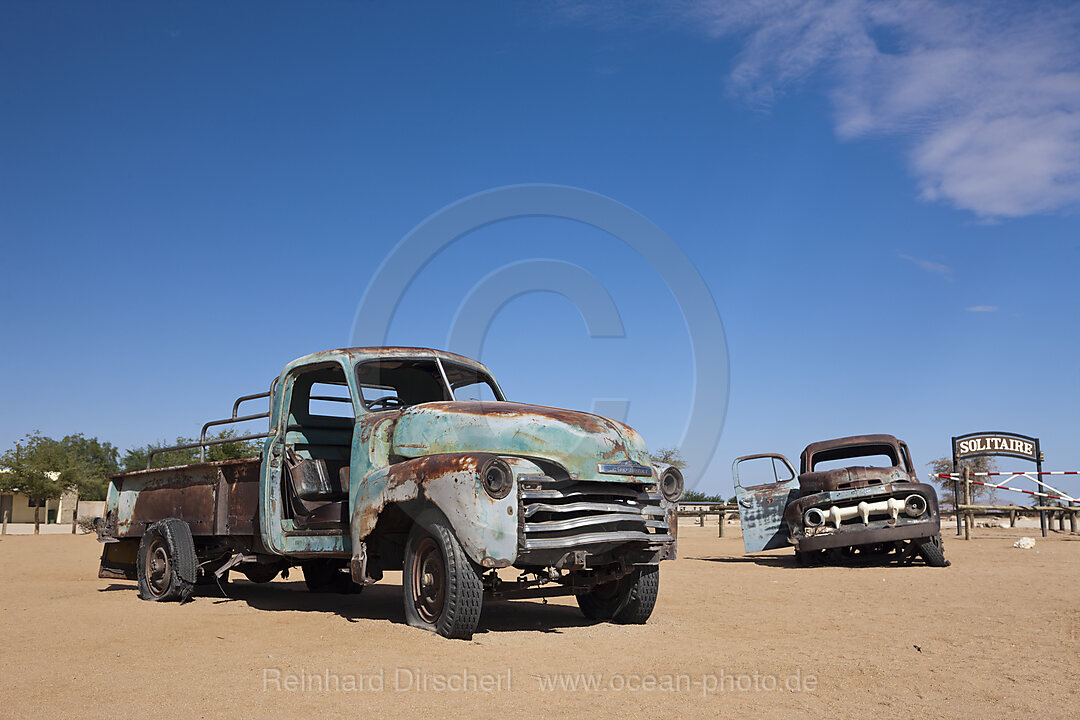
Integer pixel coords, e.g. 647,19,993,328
787,483,941,552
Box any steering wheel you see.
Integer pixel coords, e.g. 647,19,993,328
368,396,403,410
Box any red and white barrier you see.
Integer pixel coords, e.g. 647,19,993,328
930,472,1078,504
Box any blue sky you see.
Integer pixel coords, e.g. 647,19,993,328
1,1,1078,496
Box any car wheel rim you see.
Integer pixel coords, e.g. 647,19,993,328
145,537,171,598
412,536,445,624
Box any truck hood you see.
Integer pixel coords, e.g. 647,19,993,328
798,466,911,494
390,401,655,483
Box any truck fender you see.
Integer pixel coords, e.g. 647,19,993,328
349,453,522,571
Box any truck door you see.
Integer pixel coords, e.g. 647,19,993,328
733,454,800,553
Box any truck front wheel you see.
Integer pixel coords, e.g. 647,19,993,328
403,517,482,639
916,534,951,567
137,518,197,603
576,566,659,624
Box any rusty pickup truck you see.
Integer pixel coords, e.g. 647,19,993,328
96,347,682,638
733,434,949,566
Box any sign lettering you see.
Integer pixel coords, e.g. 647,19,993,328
956,435,1037,460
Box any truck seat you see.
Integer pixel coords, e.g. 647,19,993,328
293,499,348,529
286,456,350,529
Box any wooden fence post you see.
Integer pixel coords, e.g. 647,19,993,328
718,511,725,538
953,474,962,536
963,467,972,540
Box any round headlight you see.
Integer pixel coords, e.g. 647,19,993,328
481,458,513,500
904,494,928,518
659,467,684,503
804,507,826,527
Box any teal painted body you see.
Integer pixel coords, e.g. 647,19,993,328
255,348,674,573
390,401,655,482
100,347,677,580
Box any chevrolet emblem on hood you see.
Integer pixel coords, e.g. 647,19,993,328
597,460,654,477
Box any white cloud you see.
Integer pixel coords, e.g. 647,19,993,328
967,305,999,312
665,1,1080,219
898,253,951,279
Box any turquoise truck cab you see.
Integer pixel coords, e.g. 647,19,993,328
97,347,682,638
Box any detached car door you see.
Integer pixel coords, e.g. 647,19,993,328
733,454,800,553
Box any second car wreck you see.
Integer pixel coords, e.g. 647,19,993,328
733,434,950,566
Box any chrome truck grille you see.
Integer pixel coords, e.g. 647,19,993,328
518,478,672,551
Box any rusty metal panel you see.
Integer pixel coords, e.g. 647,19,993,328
390,401,656,484
222,459,261,535
733,454,800,553
111,459,260,537
98,539,138,580
126,481,215,535
349,452,519,569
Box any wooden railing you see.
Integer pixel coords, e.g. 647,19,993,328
676,503,739,537
952,504,1079,540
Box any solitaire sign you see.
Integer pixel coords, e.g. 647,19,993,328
956,435,1038,461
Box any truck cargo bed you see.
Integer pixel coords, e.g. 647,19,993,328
100,458,262,539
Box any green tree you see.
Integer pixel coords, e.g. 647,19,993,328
59,434,120,501
0,432,95,533
121,429,263,472
649,447,686,470
928,456,998,507
680,489,729,503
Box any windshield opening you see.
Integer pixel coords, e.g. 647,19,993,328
355,358,502,411
443,362,503,402
810,443,901,472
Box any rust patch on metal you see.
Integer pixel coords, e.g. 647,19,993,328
128,481,216,535
223,459,261,535
352,452,494,540
420,401,615,436
799,466,908,493
107,456,259,480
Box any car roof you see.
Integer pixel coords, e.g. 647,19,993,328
282,347,493,377
801,434,902,462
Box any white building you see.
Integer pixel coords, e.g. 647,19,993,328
0,469,79,525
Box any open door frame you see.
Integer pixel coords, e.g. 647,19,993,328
733,453,800,553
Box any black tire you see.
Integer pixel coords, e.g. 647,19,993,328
301,560,359,593
576,566,660,624
242,564,280,584
916,534,951,567
137,519,197,603
403,516,483,639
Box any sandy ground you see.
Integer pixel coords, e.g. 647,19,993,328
1,523,1077,719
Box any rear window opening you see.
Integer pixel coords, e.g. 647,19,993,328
308,381,353,418
811,444,900,472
